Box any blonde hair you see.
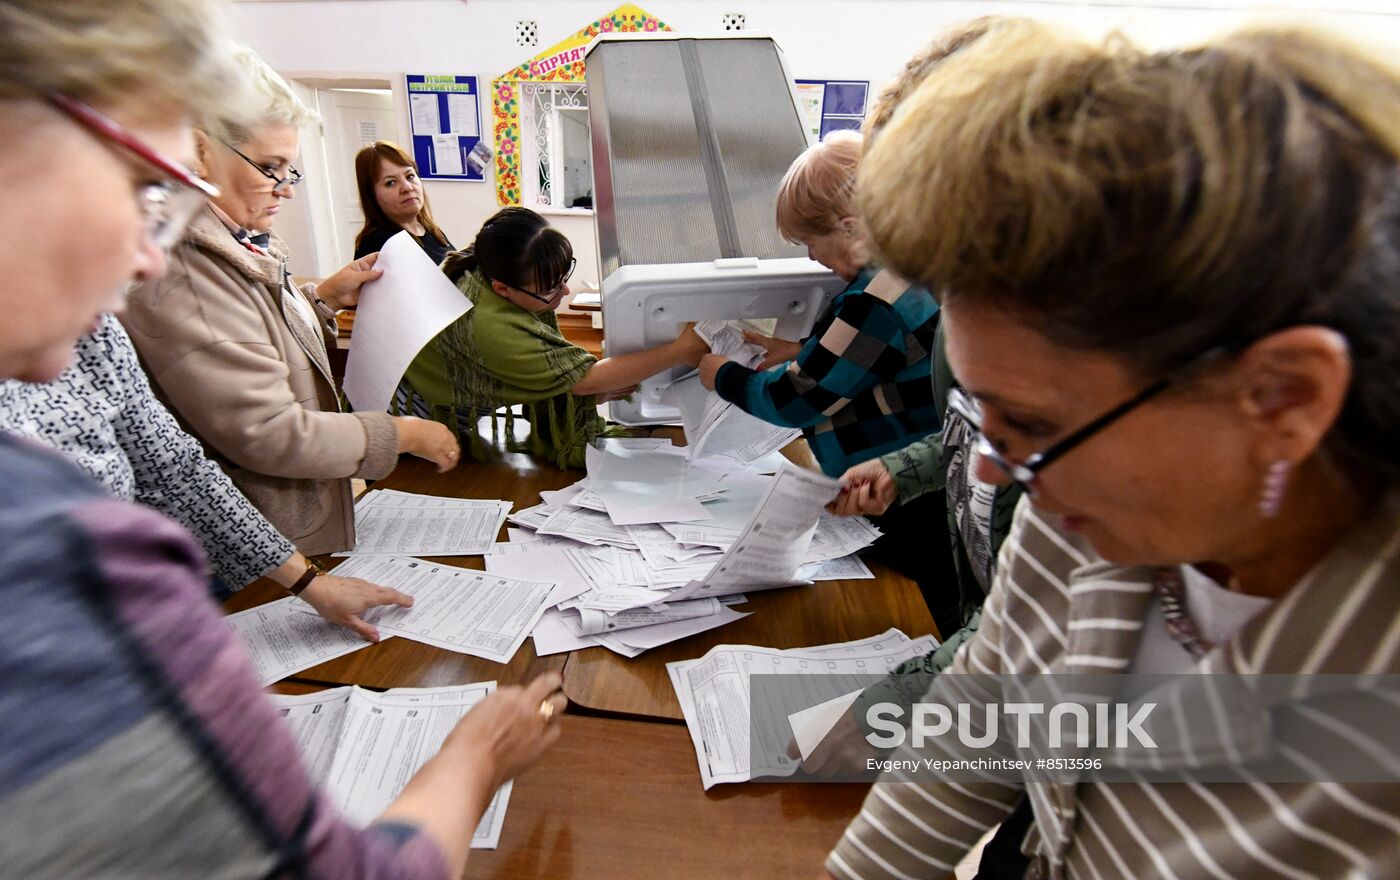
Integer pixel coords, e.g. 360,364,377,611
0,0,239,119
775,130,863,243
214,43,318,144
858,23,1400,483
864,17,1046,146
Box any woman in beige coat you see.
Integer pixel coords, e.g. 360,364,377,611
124,46,459,555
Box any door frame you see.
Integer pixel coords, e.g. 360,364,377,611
282,72,407,277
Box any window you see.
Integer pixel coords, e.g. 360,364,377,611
521,82,593,211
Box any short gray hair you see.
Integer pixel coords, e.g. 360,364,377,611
214,43,319,144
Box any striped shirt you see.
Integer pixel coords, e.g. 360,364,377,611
828,494,1400,880
0,433,448,879
713,267,941,477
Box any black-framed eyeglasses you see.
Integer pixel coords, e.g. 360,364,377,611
515,257,577,304
220,139,302,193
947,345,1233,495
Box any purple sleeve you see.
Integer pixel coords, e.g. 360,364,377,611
69,499,451,880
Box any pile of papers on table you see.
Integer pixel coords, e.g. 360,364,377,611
494,438,883,657
668,629,939,788
270,682,513,847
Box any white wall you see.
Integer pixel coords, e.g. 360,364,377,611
230,0,1400,284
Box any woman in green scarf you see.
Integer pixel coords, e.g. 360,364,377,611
399,207,708,468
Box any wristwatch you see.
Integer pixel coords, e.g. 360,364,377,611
288,560,326,596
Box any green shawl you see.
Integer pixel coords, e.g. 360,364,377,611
399,268,612,468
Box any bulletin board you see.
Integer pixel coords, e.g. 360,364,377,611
406,74,487,182
491,3,671,206
795,80,870,141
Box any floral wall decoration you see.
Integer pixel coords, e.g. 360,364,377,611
492,3,671,206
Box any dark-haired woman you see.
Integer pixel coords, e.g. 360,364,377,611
352,140,453,264
401,207,708,467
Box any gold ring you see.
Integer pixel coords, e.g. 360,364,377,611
538,699,556,723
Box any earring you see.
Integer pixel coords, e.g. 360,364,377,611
1258,459,1290,518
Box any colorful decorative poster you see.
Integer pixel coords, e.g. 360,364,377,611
492,3,671,206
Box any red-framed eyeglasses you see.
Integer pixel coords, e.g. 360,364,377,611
48,93,219,251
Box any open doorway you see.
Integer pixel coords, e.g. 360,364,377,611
278,77,400,278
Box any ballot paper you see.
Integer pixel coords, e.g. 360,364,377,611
668,629,939,788
337,490,511,557
797,553,875,581
661,325,800,463
342,230,471,413
227,597,373,686
804,513,884,564
668,462,844,601
584,443,724,526
269,683,513,847
536,505,636,548
322,555,555,663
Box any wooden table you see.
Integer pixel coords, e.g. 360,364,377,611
467,714,869,879
219,431,941,878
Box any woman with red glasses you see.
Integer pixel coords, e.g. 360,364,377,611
404,207,711,468
122,45,461,557
0,1,561,876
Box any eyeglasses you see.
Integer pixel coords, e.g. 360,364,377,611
515,257,577,304
947,345,1233,495
49,93,219,251
220,139,303,193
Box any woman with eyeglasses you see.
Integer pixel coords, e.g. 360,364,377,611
822,23,1400,880
353,140,454,265
404,207,710,468
0,0,563,875
122,45,462,556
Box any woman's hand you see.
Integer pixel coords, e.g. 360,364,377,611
699,353,728,390
672,323,711,368
445,673,567,793
394,416,461,472
316,252,383,310
829,459,897,516
299,573,414,642
598,384,639,403
742,330,802,370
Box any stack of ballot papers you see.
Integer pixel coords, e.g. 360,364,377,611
668,629,940,788
337,489,512,557
227,555,558,685
269,682,512,847
660,320,803,463
493,439,883,657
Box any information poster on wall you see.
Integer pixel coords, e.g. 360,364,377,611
406,74,490,182
795,79,869,141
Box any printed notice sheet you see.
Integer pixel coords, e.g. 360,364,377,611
269,683,513,847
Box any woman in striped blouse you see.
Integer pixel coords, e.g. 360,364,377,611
823,20,1400,880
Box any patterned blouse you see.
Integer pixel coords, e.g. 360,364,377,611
0,314,294,589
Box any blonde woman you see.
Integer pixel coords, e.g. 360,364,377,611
824,23,1400,880
123,46,460,555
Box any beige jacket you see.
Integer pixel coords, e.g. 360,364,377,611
123,209,399,555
